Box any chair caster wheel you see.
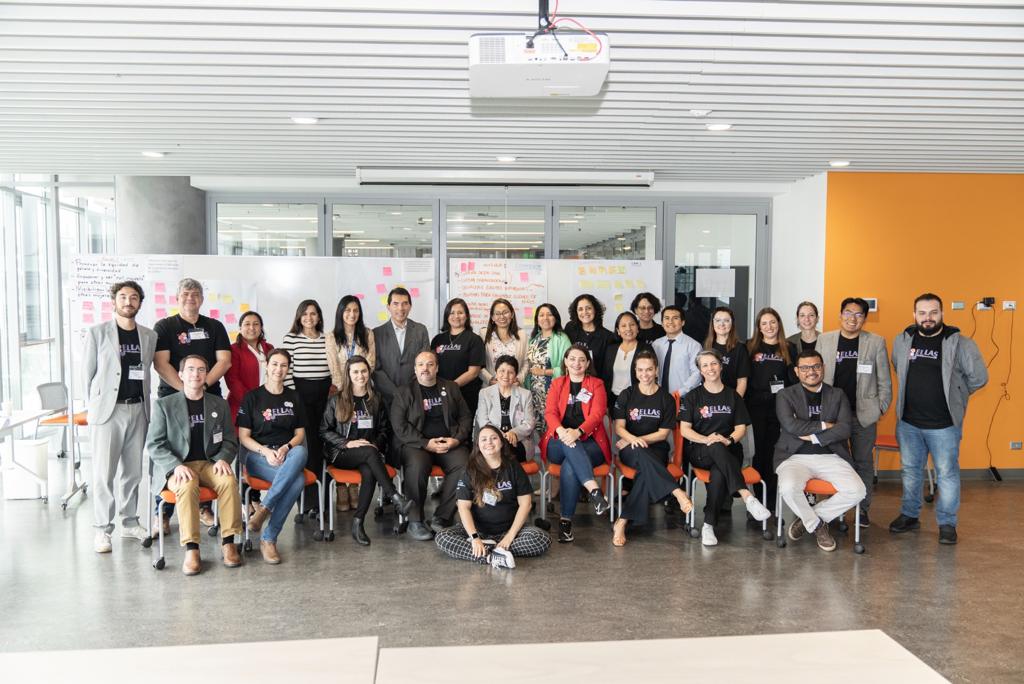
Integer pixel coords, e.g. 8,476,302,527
326,532,336,542
313,530,325,541
854,543,866,554
154,558,165,570
924,494,935,503
243,540,253,552
393,521,408,536
294,513,305,523
60,502,67,511
838,521,849,533
762,530,774,541
872,475,878,485
207,525,219,537
141,537,153,549
687,527,700,539
777,538,787,548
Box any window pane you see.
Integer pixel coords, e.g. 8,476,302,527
446,204,544,259
17,194,50,341
217,203,319,255
559,206,657,260
331,204,432,257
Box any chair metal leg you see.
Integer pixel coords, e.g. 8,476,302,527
153,499,166,570
853,504,865,554
313,481,326,541
539,470,549,522
760,481,773,540
776,489,786,548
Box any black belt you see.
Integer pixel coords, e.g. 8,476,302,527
117,397,144,405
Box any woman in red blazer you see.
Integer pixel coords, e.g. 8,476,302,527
542,343,612,543
225,311,274,425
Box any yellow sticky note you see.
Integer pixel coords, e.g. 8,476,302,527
240,303,250,312
221,294,233,304
614,303,624,312
578,266,586,275
598,265,607,275
229,331,239,342
170,307,179,316
377,311,388,322
613,293,624,301
580,279,593,289
637,280,646,289
625,279,635,288
588,266,597,275
615,280,623,288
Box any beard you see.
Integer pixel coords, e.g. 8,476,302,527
117,306,138,319
916,320,941,336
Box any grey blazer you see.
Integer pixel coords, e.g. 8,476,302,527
815,330,892,427
146,392,238,495
773,382,853,470
81,320,157,425
372,319,430,400
474,384,536,456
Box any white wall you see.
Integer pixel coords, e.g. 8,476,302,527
770,172,828,329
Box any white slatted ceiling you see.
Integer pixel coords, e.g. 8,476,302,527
0,0,1021,181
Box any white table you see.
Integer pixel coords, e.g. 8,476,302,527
0,408,55,502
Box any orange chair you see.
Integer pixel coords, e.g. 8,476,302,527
539,441,613,522
613,391,686,522
775,478,864,554
34,382,88,458
324,462,399,541
241,467,324,550
873,434,935,502
686,465,771,541
149,486,219,570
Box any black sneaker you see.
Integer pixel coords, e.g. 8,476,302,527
589,489,610,516
938,525,958,545
888,514,920,533
558,519,574,544
858,510,870,528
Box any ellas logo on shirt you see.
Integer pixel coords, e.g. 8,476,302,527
119,343,141,357
629,408,661,421
261,403,295,421
753,352,782,363
909,347,939,362
422,396,443,412
699,404,732,419
807,403,822,417
836,350,858,362
435,343,461,354
177,332,189,345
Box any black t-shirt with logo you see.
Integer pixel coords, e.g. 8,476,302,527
348,396,376,441
236,386,307,447
677,385,751,439
748,342,797,400
420,384,448,439
154,314,231,397
456,459,533,536
116,325,143,401
903,332,953,429
799,338,818,353
834,334,859,410
186,397,206,461
499,394,513,432
562,380,587,430
712,341,752,390
564,323,614,372
796,388,832,455
636,323,666,345
613,386,677,455
431,329,485,408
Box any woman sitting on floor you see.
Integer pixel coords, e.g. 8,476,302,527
435,425,551,568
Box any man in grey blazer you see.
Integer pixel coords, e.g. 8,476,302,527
82,280,157,553
373,287,430,405
775,349,865,552
815,296,891,526
145,354,242,575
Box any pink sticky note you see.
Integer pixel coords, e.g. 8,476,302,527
154,282,166,293
355,293,365,300
520,272,529,282
383,266,393,276
210,309,221,319
156,308,167,318
460,262,468,273
376,283,386,294
468,261,475,271
169,295,178,305
225,313,237,325
101,311,112,322
155,294,166,304
81,301,95,310
524,306,534,318
100,301,113,312
83,312,95,324
410,287,420,297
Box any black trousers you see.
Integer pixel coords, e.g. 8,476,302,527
401,445,469,523
294,377,331,508
618,445,679,525
689,441,746,526
332,445,398,519
748,396,780,510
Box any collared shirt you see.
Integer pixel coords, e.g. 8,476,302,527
652,333,703,396
392,320,408,354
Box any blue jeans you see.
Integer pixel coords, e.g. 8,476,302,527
546,438,605,520
896,420,962,526
244,445,308,542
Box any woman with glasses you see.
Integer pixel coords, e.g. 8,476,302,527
631,292,665,345
704,306,751,397
479,298,527,387
787,301,821,353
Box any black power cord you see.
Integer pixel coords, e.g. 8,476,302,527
984,308,1014,482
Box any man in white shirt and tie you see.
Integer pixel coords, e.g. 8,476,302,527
652,306,703,396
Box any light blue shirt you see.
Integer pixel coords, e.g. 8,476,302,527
652,333,703,396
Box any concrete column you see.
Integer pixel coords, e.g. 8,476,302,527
114,176,206,254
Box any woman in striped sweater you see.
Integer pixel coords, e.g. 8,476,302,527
281,299,333,516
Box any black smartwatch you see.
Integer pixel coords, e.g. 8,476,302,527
470,532,480,540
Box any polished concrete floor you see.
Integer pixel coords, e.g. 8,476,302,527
1,454,1021,683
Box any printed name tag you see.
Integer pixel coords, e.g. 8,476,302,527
482,490,499,506
212,431,223,444
857,363,873,374
770,380,785,394
128,365,145,381
577,388,593,403
188,329,208,341
357,417,373,429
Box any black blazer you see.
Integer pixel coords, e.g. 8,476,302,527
390,378,472,450
773,382,853,470
601,340,651,401
319,394,392,463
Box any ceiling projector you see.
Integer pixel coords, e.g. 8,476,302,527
469,32,610,98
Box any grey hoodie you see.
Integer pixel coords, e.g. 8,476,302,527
891,325,987,429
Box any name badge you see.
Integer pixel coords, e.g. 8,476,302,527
357,417,373,429
188,328,208,341
770,380,785,394
482,490,499,506
212,431,223,444
128,364,145,381
857,363,873,374
577,388,593,404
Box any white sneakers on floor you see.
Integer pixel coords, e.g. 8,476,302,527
94,531,112,553
744,495,772,522
489,546,516,569
701,523,718,547
120,524,149,541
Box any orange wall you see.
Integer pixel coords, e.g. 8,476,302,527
824,172,1024,471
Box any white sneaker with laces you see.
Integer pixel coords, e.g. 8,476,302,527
120,524,150,541
701,523,718,547
94,531,112,553
490,546,516,569
744,496,772,522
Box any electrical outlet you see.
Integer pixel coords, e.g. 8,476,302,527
1003,301,1016,310
1011,442,1023,451
951,301,965,310
977,302,992,310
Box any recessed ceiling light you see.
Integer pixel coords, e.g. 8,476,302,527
389,211,403,216
290,116,319,125
690,109,713,117
141,151,165,158
622,245,632,251
616,237,626,241
496,155,517,163
701,229,711,234
261,203,274,207
705,123,732,131
829,160,851,168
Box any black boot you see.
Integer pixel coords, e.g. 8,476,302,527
351,517,370,546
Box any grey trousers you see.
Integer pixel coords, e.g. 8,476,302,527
849,419,877,512
91,403,148,532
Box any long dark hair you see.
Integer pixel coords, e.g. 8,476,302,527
483,298,520,344
289,299,324,335
234,310,266,347
465,425,515,506
440,298,470,333
332,295,368,350
568,293,605,330
335,355,378,424
747,307,792,365
705,306,739,352
560,342,596,377
530,303,563,339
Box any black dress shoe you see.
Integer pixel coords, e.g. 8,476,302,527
407,521,434,541
391,492,415,516
938,524,958,545
889,514,920,533
351,517,371,546
429,516,448,535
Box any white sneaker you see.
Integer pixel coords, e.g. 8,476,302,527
701,523,718,547
489,547,516,569
94,531,112,553
744,496,772,522
120,524,149,542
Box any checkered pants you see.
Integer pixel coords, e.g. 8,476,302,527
435,523,551,563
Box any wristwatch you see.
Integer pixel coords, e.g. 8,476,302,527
469,532,480,540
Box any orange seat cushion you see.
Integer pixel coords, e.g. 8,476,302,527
40,411,88,426
875,434,899,449
693,466,761,485
430,465,445,477
245,468,318,490
615,460,637,480
160,486,217,504
546,463,611,478
804,478,838,496
326,464,398,485
521,461,540,476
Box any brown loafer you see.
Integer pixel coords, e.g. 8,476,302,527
247,504,271,533
260,540,281,564
182,549,201,576
222,542,242,567
199,508,216,528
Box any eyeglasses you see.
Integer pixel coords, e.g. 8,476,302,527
712,318,732,325
841,311,865,320
796,363,823,372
